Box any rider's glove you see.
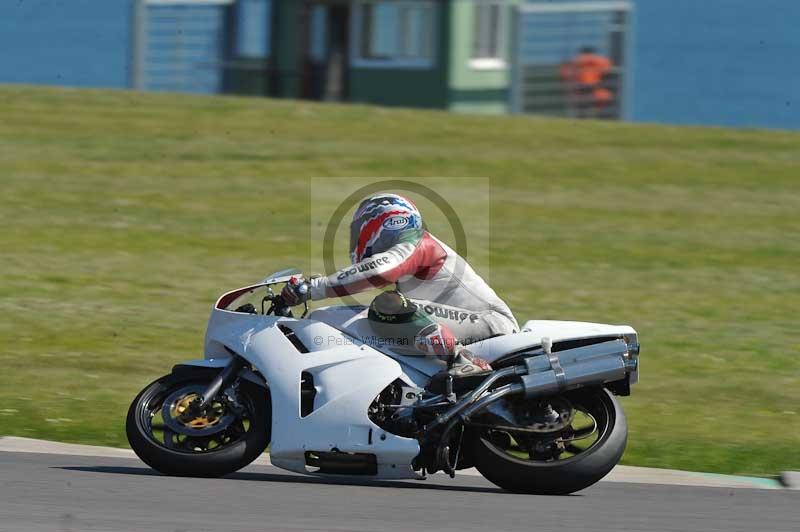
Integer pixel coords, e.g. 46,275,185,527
281,276,310,306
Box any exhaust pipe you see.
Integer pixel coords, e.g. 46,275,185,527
430,337,637,475
520,338,636,398
433,338,635,432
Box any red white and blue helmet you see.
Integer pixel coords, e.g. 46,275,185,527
350,194,423,263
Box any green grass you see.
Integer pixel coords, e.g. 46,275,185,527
1,85,798,476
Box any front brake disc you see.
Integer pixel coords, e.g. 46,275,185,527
161,385,237,437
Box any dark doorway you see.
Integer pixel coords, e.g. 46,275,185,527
325,5,350,101
302,3,350,101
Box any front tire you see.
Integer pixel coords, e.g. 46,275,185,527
126,370,270,478
469,387,627,495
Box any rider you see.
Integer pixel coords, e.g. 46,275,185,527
282,193,519,375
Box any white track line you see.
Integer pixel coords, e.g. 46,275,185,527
0,436,783,490
0,437,271,466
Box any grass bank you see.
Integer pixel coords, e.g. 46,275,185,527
1,85,798,476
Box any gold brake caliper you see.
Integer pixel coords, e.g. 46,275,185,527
172,393,222,429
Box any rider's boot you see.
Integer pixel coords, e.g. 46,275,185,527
412,319,493,377
447,347,492,377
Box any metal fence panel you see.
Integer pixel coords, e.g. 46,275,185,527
131,0,234,93
511,1,634,120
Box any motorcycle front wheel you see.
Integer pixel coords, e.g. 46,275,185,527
126,369,270,478
468,387,626,495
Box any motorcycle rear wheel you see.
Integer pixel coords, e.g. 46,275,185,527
126,370,270,478
469,387,626,495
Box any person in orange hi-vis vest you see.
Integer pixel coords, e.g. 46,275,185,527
559,46,614,118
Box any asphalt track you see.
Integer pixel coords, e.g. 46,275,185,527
1,451,798,532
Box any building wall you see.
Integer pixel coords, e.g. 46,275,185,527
349,68,449,108
447,0,519,114
348,1,451,109
0,0,132,88
271,0,302,97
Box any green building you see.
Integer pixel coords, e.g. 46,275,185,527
133,0,630,118
260,1,518,114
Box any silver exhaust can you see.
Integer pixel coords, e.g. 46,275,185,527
520,339,634,398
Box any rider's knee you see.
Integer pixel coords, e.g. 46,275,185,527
414,322,458,360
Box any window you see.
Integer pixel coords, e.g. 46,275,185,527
308,5,327,63
353,1,436,68
471,2,506,69
236,0,272,58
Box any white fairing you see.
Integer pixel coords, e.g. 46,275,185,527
307,305,447,380
203,299,423,479
198,284,638,480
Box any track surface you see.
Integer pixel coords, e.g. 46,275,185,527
1,452,797,532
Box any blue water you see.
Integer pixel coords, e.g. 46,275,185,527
1,0,799,129
633,0,800,129
0,0,132,88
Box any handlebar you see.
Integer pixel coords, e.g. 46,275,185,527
262,282,309,318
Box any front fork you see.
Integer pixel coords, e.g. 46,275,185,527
197,349,248,409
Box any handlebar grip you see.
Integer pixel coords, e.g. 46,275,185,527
289,276,309,299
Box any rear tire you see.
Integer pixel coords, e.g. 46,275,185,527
469,387,626,495
126,370,270,478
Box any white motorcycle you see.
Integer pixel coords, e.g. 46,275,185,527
127,269,639,495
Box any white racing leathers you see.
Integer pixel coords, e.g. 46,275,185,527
309,232,519,345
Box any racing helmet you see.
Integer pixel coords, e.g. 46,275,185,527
349,193,423,263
